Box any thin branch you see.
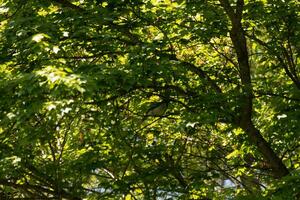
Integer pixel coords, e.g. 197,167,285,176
49,0,84,11
281,144,300,160
246,33,300,90
219,0,236,21
156,52,222,93
208,41,239,70
254,91,300,102
48,141,57,162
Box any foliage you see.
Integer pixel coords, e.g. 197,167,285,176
0,0,299,199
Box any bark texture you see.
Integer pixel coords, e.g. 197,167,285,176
219,0,289,178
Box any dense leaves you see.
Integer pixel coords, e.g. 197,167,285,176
0,0,299,199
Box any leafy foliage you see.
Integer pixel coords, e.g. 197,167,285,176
0,0,299,199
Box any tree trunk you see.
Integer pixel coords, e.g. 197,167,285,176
219,0,289,178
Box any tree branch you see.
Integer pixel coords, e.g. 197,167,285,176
49,0,84,11
0,178,81,200
219,0,289,178
246,33,300,90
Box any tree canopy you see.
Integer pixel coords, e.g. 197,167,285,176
0,0,299,199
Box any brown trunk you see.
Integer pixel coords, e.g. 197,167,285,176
219,0,289,178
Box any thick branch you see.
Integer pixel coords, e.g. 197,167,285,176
0,179,81,200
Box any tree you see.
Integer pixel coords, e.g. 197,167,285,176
0,0,299,199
